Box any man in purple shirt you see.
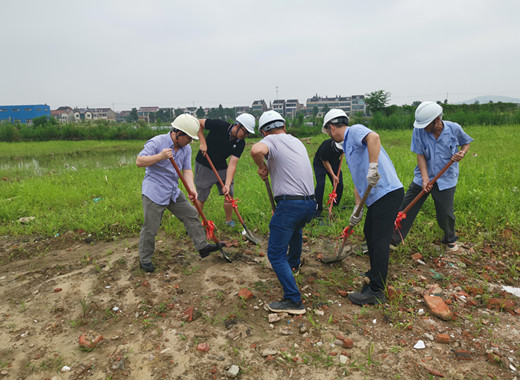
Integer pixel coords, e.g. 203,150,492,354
391,102,473,252
136,114,220,273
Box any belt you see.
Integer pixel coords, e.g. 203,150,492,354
274,194,315,202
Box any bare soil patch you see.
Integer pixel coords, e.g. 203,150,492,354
0,230,519,379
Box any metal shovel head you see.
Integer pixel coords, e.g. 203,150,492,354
319,244,352,264
241,225,261,245
219,246,233,263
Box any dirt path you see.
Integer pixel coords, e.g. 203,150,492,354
0,232,519,379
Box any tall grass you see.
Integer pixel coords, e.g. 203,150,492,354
0,126,519,252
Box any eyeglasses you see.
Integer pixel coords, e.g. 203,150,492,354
238,123,250,136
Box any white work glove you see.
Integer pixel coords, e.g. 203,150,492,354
367,162,380,187
349,205,364,227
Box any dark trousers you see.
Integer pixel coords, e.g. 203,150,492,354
364,188,403,292
313,162,343,215
391,182,457,245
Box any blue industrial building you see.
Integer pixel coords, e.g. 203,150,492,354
0,104,51,124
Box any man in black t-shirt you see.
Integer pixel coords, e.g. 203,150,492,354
195,113,256,227
313,138,344,218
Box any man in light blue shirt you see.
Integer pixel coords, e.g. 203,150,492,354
136,114,221,273
323,109,403,306
391,101,473,251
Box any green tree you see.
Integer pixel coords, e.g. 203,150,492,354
196,107,205,119
322,104,330,115
126,108,138,122
365,90,391,114
174,108,184,117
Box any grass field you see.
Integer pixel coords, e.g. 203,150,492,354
1,125,519,253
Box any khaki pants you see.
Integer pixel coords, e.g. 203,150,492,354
139,193,207,264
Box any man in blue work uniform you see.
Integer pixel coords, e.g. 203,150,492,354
390,101,473,251
323,109,403,306
136,114,220,273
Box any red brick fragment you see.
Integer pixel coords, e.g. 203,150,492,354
78,330,103,351
238,288,254,301
337,289,347,297
424,295,452,321
53,288,62,293
197,342,210,352
335,334,354,349
435,333,451,344
411,253,423,261
486,298,515,312
183,306,194,322
454,349,472,360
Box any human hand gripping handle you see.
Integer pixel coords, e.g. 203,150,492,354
366,163,380,187
349,204,364,227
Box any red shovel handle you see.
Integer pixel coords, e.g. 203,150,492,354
400,159,455,215
328,154,344,215
203,153,246,225
168,157,218,243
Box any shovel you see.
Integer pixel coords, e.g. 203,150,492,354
394,159,455,233
168,157,232,262
320,184,373,264
202,153,260,245
327,154,344,222
264,177,276,213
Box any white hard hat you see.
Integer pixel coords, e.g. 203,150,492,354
259,110,285,132
236,113,255,134
414,101,443,129
171,114,199,140
322,109,349,134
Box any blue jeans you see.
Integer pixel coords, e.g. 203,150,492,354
267,199,316,304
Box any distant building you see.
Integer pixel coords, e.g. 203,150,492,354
285,99,303,118
235,106,251,115
73,107,116,122
51,106,75,123
0,104,51,124
305,95,365,116
138,106,159,122
272,99,285,115
116,110,131,123
251,100,268,114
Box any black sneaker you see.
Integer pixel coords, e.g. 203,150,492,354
348,286,386,306
140,261,155,273
267,299,306,315
199,242,225,258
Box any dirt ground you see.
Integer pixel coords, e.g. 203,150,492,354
1,228,519,380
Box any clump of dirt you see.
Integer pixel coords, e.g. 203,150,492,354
0,230,519,379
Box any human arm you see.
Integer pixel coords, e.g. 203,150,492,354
364,132,381,186
452,143,470,162
350,187,363,226
417,154,432,192
251,142,270,180
223,155,240,195
197,119,207,154
136,148,172,167
182,169,198,202
322,159,339,187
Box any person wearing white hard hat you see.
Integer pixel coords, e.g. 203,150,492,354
251,110,316,315
323,109,403,306
136,114,222,273
195,113,256,228
313,138,345,219
390,101,473,252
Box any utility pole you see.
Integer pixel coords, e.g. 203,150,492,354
276,86,279,100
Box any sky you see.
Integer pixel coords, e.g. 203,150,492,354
2,0,520,111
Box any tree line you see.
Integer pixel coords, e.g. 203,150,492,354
1,100,519,142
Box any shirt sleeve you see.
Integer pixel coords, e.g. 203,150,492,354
182,145,192,170
452,123,474,146
410,129,424,155
350,124,371,148
138,138,158,156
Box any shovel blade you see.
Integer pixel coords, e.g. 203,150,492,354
241,225,261,245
